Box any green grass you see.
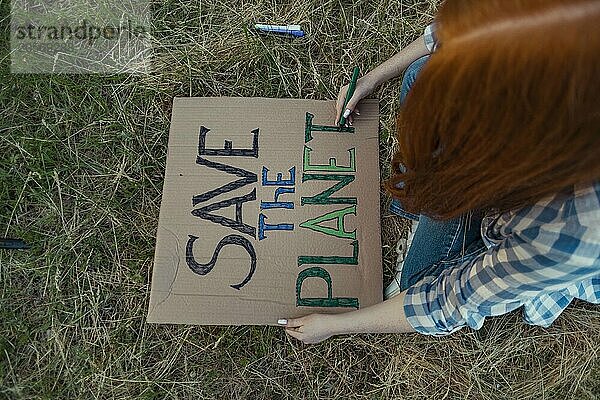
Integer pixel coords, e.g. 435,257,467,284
1,0,600,398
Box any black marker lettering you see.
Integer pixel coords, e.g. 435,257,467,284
192,156,257,206
191,189,256,238
199,126,259,158
186,234,257,290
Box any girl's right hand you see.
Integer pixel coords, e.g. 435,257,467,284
334,76,376,126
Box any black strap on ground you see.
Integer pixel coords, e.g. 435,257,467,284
0,238,30,250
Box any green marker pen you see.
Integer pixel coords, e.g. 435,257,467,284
339,66,360,126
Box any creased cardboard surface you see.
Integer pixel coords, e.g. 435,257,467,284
148,97,382,325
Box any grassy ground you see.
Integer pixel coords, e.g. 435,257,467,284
1,0,600,398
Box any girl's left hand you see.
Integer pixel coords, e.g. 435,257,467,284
283,314,338,344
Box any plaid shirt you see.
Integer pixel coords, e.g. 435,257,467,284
423,23,438,52
403,24,600,335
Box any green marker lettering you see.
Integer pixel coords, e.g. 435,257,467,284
296,267,359,308
303,146,356,173
299,205,356,239
301,173,356,205
298,240,359,266
304,112,354,143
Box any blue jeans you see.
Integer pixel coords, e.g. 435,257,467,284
389,55,486,291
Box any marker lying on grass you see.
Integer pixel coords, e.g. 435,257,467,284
254,24,305,37
0,238,29,249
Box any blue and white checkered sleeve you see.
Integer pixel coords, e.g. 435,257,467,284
403,218,600,336
423,23,438,52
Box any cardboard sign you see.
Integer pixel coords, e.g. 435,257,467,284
147,97,382,325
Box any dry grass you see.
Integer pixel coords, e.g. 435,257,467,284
1,0,599,399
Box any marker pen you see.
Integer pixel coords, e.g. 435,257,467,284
254,24,305,37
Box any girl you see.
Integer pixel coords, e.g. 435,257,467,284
282,0,600,343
